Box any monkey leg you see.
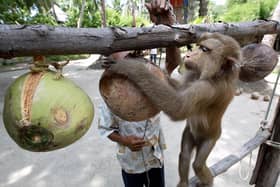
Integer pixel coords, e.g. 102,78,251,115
177,125,195,187
192,139,216,187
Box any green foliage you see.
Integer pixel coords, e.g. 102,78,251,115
0,1,28,24
65,7,101,28
0,0,149,28
103,8,149,27
259,0,278,19
212,0,279,22
112,0,122,13
192,17,205,24
106,8,121,26
118,16,149,27
227,0,248,7
28,14,57,25
219,2,259,22
0,0,54,24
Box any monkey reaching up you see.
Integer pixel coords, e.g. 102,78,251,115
106,32,241,187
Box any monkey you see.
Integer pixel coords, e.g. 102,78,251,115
105,32,241,187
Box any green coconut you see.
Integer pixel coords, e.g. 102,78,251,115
3,70,94,152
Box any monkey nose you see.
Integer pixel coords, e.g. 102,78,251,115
182,55,189,62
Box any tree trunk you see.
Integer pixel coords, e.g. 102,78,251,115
50,0,58,22
199,0,208,17
100,0,107,27
187,0,197,22
132,1,136,27
77,0,86,28
0,20,279,58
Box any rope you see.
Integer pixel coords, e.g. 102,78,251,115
238,151,253,181
265,140,280,149
262,69,280,126
141,120,150,187
238,59,280,180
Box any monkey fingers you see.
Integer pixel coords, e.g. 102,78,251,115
101,59,116,69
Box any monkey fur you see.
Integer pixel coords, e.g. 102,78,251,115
107,32,241,187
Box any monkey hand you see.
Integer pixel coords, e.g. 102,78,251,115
122,135,146,152
101,59,117,69
145,0,176,25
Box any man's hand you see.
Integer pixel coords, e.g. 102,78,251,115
122,135,146,152
145,0,176,25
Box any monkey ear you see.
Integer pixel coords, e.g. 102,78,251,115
226,56,239,64
222,56,240,71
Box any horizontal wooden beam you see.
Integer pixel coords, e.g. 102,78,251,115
1,20,280,58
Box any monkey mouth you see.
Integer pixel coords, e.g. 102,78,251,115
184,61,198,71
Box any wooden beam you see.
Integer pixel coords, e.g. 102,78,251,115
188,129,271,187
1,20,280,58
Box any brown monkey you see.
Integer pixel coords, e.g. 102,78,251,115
106,32,241,187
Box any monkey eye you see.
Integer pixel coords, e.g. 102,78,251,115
199,45,211,52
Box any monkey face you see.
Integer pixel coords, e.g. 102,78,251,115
183,50,201,72
183,42,220,76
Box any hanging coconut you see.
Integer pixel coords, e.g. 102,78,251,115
3,64,94,152
99,59,166,121
239,43,278,82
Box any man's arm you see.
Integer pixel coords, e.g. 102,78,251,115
166,47,181,75
145,0,181,75
108,132,146,152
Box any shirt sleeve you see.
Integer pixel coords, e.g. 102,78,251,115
98,101,119,138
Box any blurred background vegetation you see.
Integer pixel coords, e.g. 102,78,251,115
0,0,278,63
0,0,278,27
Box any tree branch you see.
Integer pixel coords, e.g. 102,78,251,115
1,20,280,58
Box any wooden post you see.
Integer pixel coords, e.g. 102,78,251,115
250,98,280,187
250,1,280,185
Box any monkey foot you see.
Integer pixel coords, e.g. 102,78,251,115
177,181,188,187
195,181,213,187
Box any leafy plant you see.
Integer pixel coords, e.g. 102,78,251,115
213,0,279,22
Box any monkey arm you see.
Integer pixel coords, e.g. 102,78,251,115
108,61,216,121
166,76,182,90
